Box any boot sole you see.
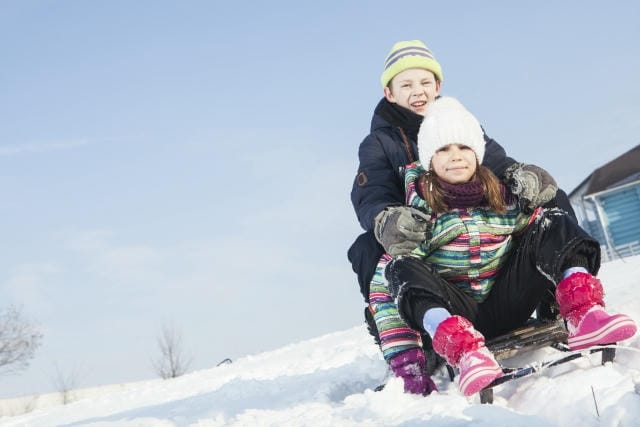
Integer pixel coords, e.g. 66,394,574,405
459,365,503,397
569,317,637,350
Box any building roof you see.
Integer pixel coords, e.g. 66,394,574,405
573,144,640,197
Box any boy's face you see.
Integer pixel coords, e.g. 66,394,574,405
384,68,441,116
431,143,477,184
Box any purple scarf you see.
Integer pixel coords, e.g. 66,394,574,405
438,178,485,209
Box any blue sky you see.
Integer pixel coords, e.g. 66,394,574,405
1,1,639,398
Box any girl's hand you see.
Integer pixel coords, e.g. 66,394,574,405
389,348,438,395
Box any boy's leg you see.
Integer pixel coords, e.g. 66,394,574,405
348,230,386,346
348,230,385,302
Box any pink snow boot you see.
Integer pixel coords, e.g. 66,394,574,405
432,315,502,397
556,272,637,350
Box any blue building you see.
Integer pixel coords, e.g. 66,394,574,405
569,144,640,261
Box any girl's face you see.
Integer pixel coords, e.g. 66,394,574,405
383,68,441,116
431,144,477,184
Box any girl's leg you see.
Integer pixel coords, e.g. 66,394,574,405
478,209,600,337
386,257,502,396
385,256,479,331
482,209,636,347
556,272,637,349
368,254,421,362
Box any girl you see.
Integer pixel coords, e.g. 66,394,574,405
371,97,637,397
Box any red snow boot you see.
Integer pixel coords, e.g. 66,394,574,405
432,315,502,397
556,272,637,350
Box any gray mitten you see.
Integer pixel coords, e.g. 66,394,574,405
374,206,432,257
504,163,558,212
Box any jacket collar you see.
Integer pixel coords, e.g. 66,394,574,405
370,98,423,136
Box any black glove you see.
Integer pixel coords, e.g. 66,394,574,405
504,163,558,213
374,206,432,257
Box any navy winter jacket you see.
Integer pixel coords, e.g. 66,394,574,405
350,98,516,231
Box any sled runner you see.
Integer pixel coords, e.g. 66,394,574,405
373,317,619,401
478,319,616,404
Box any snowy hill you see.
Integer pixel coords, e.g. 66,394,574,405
2,256,640,427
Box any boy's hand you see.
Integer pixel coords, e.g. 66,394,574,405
374,206,432,257
504,163,558,213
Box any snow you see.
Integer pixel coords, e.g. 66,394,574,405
2,256,640,427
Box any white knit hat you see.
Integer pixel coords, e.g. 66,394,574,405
417,97,485,168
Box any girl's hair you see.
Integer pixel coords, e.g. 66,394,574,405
417,163,506,214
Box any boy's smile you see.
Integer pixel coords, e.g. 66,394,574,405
410,99,427,113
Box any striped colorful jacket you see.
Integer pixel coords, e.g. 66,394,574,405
369,161,538,361
406,162,537,301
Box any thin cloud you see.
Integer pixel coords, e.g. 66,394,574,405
1,261,64,313
0,137,120,156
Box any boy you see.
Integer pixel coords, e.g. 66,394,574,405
349,39,566,300
348,40,573,377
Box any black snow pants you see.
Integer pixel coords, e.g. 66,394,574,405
385,209,601,339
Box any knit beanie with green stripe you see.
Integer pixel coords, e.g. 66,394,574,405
380,40,443,89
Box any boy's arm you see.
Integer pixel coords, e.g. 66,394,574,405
351,134,404,231
480,132,518,177
483,131,568,216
